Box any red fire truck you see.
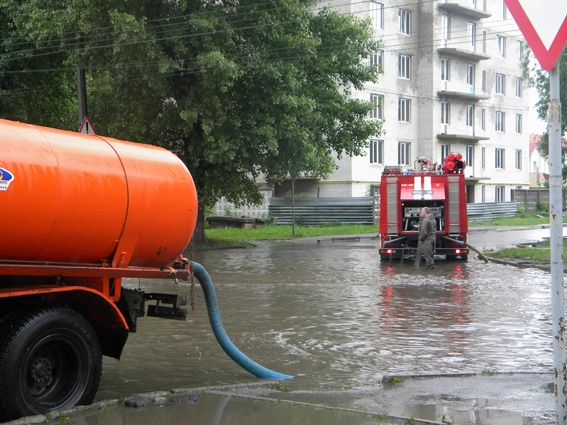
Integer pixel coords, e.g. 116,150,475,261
378,154,469,261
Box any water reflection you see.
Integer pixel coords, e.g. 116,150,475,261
98,241,553,402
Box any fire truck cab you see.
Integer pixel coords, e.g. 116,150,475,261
379,155,469,261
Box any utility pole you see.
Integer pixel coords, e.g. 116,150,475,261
77,66,87,127
549,61,566,425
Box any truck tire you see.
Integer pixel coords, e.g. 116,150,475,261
0,308,102,421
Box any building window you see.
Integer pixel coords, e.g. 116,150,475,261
466,145,474,168
496,73,505,94
398,141,411,165
467,22,476,47
496,111,505,132
517,40,523,60
467,64,475,87
370,2,384,29
495,148,505,168
515,113,522,133
482,31,487,53
399,9,411,35
482,147,486,169
441,143,450,160
442,15,450,40
495,185,505,202
515,149,522,169
441,58,450,81
398,54,411,79
501,0,508,19
369,139,384,164
482,185,486,202
441,102,450,124
481,70,486,92
370,94,383,119
466,104,474,127
497,35,506,57
398,98,411,122
371,50,384,73
481,108,486,130
515,77,522,97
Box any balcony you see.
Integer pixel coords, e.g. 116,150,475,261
437,47,490,61
437,3,491,20
437,90,490,101
437,133,490,143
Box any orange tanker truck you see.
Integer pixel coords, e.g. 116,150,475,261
0,119,290,421
378,154,469,262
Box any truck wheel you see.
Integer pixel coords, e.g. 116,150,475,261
0,308,102,421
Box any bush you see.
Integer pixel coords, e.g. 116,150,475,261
537,202,550,215
515,205,530,218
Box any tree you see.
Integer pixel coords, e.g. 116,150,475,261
523,48,567,180
2,0,383,242
0,2,77,129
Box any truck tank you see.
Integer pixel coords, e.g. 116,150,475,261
0,119,198,267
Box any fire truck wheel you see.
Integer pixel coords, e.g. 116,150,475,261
0,308,102,421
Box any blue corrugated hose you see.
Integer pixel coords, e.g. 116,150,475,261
191,262,293,379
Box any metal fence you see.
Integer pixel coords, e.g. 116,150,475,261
466,201,518,221
268,198,518,225
269,197,374,225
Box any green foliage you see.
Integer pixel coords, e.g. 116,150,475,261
203,223,379,243
486,246,567,263
515,204,529,218
0,2,77,129
57,412,70,422
270,382,290,392
1,0,384,242
223,206,234,217
381,375,407,385
536,202,550,214
523,46,567,181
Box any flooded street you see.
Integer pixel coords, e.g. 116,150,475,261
87,231,558,423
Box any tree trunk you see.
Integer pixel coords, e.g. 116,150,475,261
192,207,206,244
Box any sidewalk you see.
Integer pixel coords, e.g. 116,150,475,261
5,373,554,425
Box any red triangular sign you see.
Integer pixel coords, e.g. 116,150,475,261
505,0,567,70
79,116,96,135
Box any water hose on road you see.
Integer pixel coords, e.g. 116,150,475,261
442,236,489,263
191,262,293,380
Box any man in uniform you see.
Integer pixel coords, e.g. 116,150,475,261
414,207,436,269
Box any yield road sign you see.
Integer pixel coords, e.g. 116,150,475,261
505,0,567,70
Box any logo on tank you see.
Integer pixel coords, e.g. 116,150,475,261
0,167,14,190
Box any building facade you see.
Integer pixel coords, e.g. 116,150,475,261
215,0,532,217
279,0,530,204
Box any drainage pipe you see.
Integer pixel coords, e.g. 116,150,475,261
442,236,489,263
191,262,293,380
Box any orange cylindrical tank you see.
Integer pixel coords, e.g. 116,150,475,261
0,119,198,268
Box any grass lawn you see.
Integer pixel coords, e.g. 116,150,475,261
201,212,562,264
204,223,379,244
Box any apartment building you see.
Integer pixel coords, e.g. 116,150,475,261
215,0,532,217
276,0,530,204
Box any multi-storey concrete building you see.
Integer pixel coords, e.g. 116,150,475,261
215,0,532,217
275,0,530,204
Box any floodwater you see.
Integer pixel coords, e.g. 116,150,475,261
85,232,558,424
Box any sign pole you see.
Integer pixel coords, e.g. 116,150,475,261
549,60,567,425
